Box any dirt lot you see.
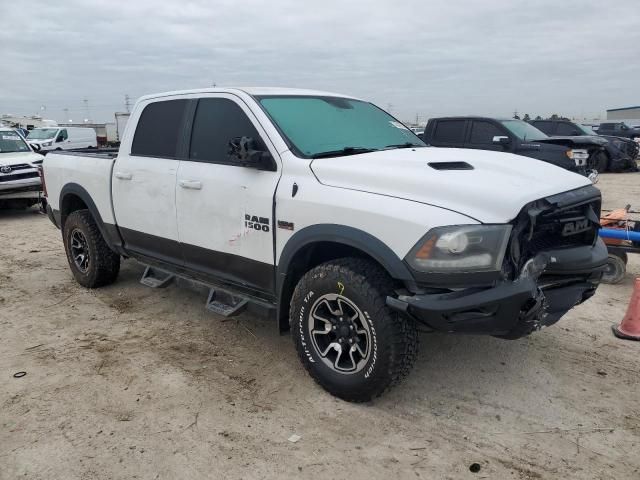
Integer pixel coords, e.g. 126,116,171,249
1,173,639,480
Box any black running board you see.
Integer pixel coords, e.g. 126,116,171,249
206,289,248,317
138,263,274,317
140,266,175,288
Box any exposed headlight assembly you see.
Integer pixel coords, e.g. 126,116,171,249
566,148,589,167
43,141,52,147
407,225,512,273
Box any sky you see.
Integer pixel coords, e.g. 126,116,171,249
1,0,639,124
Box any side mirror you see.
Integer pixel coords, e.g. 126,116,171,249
572,131,581,136
492,135,511,146
31,143,42,152
56,136,64,142
228,136,275,171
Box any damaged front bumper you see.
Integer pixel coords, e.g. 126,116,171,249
387,239,607,339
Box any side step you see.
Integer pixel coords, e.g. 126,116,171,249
140,266,175,288
206,288,248,317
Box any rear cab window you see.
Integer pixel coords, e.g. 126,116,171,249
431,120,467,144
131,99,189,158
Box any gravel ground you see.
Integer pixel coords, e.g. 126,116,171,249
1,172,639,480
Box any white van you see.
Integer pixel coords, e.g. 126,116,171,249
27,127,97,152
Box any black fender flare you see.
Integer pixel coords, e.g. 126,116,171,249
59,183,124,253
275,224,416,331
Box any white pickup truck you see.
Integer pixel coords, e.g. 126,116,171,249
43,88,607,401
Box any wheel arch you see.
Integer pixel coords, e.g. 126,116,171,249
59,183,123,253
276,224,416,333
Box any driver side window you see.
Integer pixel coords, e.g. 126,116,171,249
469,121,506,144
189,98,264,165
57,129,68,142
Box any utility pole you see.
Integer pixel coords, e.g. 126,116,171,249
63,108,69,123
124,94,131,113
83,98,92,123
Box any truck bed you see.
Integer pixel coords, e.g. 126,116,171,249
44,150,118,225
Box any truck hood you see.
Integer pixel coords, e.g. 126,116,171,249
0,151,44,166
538,135,607,147
310,147,591,224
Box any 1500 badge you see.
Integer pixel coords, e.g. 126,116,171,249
245,214,270,232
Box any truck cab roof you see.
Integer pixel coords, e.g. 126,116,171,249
137,87,362,103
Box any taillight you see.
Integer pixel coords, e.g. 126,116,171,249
38,166,48,197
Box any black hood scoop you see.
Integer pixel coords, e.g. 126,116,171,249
428,161,474,170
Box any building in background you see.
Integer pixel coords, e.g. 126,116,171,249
0,114,58,129
114,112,130,143
607,106,640,123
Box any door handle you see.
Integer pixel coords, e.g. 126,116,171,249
114,171,132,180
179,179,202,190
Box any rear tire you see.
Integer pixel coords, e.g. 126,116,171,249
290,258,418,402
63,210,120,288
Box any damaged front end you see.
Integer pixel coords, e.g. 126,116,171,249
387,185,607,339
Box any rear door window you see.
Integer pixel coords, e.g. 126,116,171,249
556,122,579,135
131,99,188,158
432,120,467,144
189,98,264,165
468,121,505,144
531,121,554,135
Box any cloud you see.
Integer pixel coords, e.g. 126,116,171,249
1,0,638,123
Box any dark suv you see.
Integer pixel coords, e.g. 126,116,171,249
597,122,640,140
530,119,638,172
423,117,606,178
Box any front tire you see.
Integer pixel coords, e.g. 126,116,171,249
290,258,418,402
593,152,609,173
602,253,626,284
63,210,120,288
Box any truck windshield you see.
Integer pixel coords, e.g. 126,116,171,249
256,96,425,158
500,120,548,141
27,128,58,140
576,124,596,135
0,131,31,153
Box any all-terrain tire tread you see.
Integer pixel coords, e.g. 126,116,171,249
290,257,418,402
64,210,120,288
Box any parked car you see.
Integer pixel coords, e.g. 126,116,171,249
423,117,606,179
43,88,606,402
27,126,97,152
597,122,640,142
529,119,638,172
0,127,44,209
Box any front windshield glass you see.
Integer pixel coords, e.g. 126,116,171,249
577,124,596,135
257,96,425,158
27,128,58,140
0,130,30,153
499,120,548,141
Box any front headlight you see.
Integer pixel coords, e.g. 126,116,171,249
566,148,589,166
43,141,52,147
406,225,512,273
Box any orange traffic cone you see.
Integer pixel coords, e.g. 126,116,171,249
613,278,640,341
